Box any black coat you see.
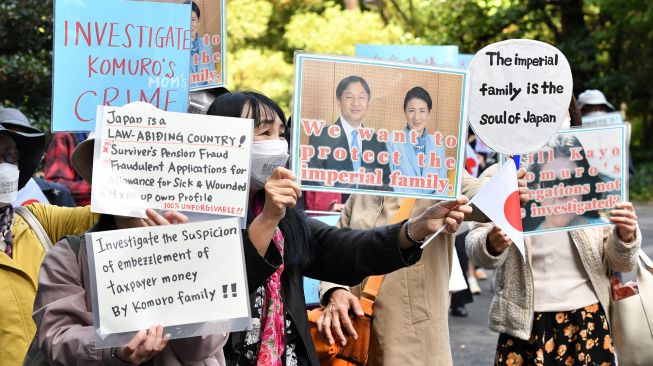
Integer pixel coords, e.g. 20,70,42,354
225,211,421,366
306,119,391,191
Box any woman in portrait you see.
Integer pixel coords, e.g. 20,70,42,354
523,134,606,232
387,87,447,194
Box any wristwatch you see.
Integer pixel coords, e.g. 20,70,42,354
405,218,424,245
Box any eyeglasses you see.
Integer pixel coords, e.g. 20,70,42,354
0,148,19,164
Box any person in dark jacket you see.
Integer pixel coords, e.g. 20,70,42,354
206,91,472,366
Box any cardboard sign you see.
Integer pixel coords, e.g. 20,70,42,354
520,125,627,234
292,53,469,200
52,0,191,132
468,39,573,155
355,44,459,67
91,102,252,218
86,218,250,345
189,0,226,90
582,111,624,126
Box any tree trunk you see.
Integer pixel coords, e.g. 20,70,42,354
559,0,585,36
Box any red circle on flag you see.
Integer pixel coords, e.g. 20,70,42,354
465,157,477,174
503,191,523,232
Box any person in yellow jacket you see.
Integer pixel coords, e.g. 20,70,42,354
0,108,97,365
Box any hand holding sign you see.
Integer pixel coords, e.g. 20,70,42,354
248,167,302,257
468,39,573,155
517,168,530,205
116,324,169,364
609,202,638,242
263,167,302,222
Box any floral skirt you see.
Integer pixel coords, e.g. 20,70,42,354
494,303,615,366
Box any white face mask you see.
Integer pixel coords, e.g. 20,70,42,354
250,140,289,190
0,163,19,206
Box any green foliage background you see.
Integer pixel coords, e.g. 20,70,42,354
1,0,651,198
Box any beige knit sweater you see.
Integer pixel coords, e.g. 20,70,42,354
466,223,641,340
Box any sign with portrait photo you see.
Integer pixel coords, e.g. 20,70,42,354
581,111,624,126
355,44,459,68
520,125,627,235
188,0,226,90
291,53,469,200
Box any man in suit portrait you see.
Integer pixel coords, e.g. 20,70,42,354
307,75,391,191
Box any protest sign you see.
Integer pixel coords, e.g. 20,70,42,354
86,218,250,346
91,102,252,218
468,39,573,155
52,0,191,132
355,44,459,67
189,0,226,90
582,111,624,126
292,53,469,200
520,125,627,235
456,53,474,69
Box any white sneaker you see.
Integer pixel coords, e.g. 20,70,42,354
468,277,481,295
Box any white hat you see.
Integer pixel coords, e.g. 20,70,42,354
578,89,615,111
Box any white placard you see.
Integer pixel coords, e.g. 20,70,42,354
582,111,624,126
86,218,250,344
468,39,573,155
91,102,253,218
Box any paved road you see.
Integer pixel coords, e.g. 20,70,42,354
449,203,653,365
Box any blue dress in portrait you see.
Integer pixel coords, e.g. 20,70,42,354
387,127,447,194
190,34,216,88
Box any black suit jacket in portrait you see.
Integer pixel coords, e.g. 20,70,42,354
305,119,391,191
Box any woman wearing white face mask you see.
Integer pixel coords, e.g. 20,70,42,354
206,92,473,366
0,108,98,365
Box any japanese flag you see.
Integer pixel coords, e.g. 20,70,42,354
465,143,479,177
471,159,525,257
